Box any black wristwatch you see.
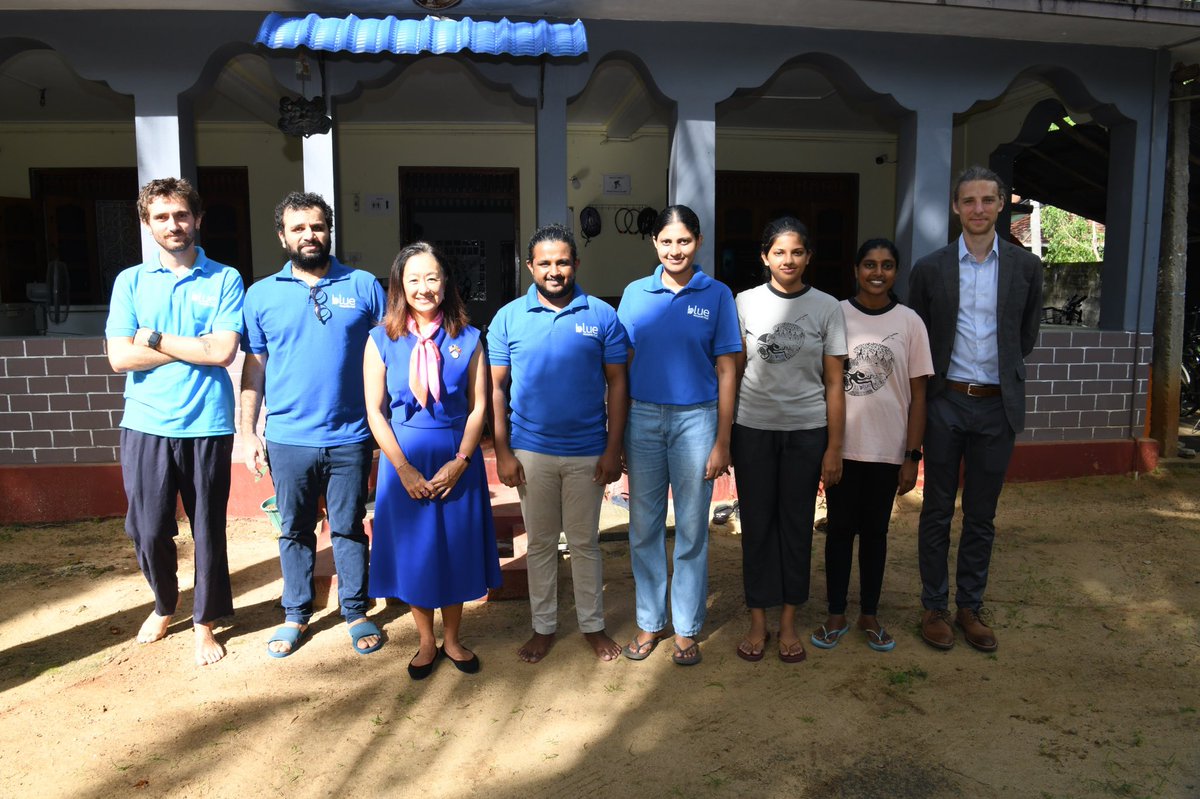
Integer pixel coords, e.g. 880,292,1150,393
906,449,923,463
147,330,162,350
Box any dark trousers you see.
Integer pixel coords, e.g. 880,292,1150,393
120,428,234,623
918,391,1015,611
731,423,825,608
266,440,373,624
823,459,900,616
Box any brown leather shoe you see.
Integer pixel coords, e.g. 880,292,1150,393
921,609,955,650
956,607,998,652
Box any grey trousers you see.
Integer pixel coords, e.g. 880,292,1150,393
514,449,608,635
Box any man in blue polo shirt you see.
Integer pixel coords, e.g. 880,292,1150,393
105,177,244,667
240,191,387,658
490,224,628,663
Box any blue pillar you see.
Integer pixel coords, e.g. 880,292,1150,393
669,97,717,272
894,105,954,300
536,66,569,229
302,91,338,254
133,88,196,262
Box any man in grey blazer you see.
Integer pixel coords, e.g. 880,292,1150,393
907,165,1042,652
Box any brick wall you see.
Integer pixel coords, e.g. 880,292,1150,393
0,331,1153,465
0,338,252,466
0,338,125,464
1019,329,1151,443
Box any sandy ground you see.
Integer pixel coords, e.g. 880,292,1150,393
1,464,1198,799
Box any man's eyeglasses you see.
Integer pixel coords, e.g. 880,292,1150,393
308,286,332,324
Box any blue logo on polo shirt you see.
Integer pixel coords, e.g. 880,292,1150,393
331,294,357,309
575,322,599,337
687,304,711,320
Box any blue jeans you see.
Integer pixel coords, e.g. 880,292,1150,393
266,440,373,624
624,400,717,638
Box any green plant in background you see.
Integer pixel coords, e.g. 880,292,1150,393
1041,204,1104,263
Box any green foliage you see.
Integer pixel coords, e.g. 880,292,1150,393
1040,204,1103,263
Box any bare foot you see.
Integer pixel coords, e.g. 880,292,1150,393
194,623,226,666
267,622,308,656
348,617,381,652
517,632,555,663
583,630,622,662
137,610,172,644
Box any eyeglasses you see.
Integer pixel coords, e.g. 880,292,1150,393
308,286,332,324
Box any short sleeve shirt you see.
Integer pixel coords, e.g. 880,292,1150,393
735,283,846,431
618,265,741,406
841,299,934,464
104,247,244,437
489,285,627,456
242,258,387,447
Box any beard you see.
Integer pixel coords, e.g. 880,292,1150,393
154,229,194,253
287,239,331,271
535,275,574,301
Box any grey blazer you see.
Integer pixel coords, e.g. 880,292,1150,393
907,238,1043,433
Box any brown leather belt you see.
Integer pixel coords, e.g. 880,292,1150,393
946,380,1002,397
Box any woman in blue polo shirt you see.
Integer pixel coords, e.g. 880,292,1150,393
617,205,742,666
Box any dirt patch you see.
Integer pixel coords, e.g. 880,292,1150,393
1,470,1198,798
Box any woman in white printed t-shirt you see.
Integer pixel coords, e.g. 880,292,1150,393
811,238,933,653
732,217,846,665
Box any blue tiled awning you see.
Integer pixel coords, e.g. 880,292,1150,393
255,13,587,57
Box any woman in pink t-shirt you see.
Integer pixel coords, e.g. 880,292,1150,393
811,238,933,652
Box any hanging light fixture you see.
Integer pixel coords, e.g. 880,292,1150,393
412,0,462,9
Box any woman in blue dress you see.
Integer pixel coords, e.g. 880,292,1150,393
364,241,501,680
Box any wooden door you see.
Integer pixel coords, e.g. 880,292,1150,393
30,167,254,302
0,197,43,305
399,168,520,330
196,167,254,286
715,171,859,300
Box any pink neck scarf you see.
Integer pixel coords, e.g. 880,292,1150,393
408,312,443,408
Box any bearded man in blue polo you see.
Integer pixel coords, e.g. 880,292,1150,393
240,191,387,658
489,224,628,664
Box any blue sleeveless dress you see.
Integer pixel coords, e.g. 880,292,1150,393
367,324,502,607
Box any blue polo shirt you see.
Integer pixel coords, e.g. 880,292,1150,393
105,247,244,437
618,265,742,405
242,258,386,447
489,285,627,456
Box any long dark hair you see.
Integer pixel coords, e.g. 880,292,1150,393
383,241,468,340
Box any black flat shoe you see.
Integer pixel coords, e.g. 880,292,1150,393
407,648,440,680
439,645,480,674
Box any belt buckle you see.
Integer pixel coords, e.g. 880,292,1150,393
967,383,985,397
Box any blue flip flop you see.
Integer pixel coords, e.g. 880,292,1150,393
266,624,306,658
865,627,897,652
810,623,851,650
348,619,384,655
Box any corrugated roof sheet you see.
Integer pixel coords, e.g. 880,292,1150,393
255,13,587,57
